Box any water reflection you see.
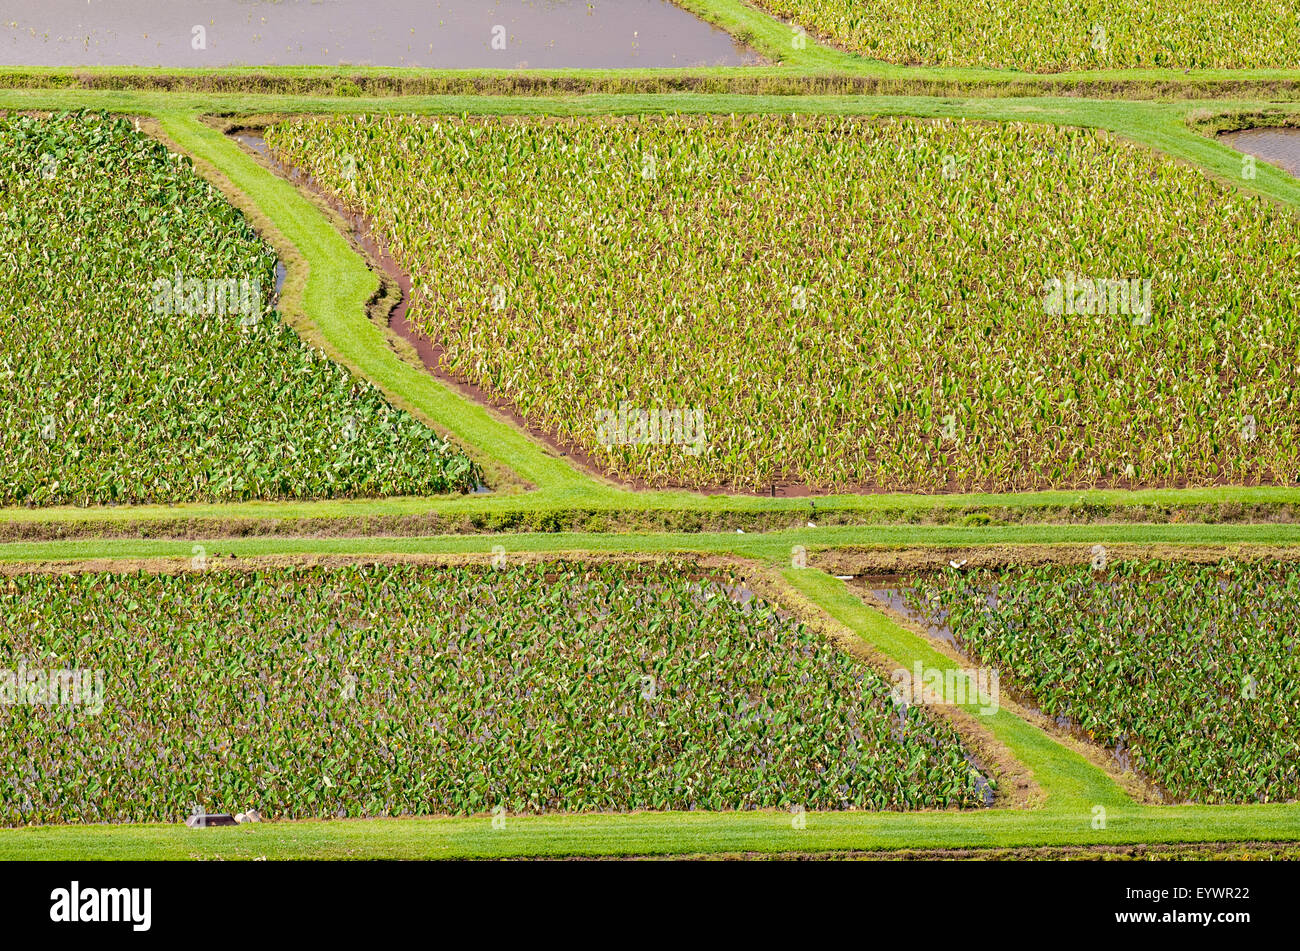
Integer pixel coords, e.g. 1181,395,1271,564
0,0,760,68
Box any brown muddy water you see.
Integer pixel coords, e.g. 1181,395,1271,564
1220,127,1300,178
0,0,759,68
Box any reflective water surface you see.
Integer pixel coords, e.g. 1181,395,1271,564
1221,127,1300,178
0,0,759,68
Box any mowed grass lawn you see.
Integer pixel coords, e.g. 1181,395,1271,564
267,113,1300,493
751,0,1300,71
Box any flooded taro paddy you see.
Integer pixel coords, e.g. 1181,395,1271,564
1220,126,1300,178
0,0,760,68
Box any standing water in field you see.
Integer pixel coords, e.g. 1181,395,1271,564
1220,127,1300,179
0,0,759,68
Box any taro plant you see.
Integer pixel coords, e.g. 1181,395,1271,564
0,111,480,505
0,561,990,824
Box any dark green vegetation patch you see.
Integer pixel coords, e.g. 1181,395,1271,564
905,560,1300,804
0,111,480,505
0,562,989,824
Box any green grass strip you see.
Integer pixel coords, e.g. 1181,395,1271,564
4,482,1300,528
782,568,1129,810
3,802,1296,860
4,523,1300,564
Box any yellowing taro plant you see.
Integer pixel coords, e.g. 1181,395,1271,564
0,112,480,505
904,561,1300,804
266,114,1300,492
754,0,1300,71
0,562,990,824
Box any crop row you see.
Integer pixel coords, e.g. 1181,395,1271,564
754,0,1300,71
266,114,1300,492
902,560,1300,803
0,561,990,824
0,111,480,506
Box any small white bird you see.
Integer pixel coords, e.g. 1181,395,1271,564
949,559,968,569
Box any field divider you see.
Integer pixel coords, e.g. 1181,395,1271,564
7,480,1300,532
5,523,1300,564
153,111,594,496
2,802,1298,859
781,568,1132,812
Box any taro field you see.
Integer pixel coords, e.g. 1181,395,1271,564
3,0,1300,873
752,0,1300,71
0,111,480,505
265,113,1300,493
0,562,990,825
902,560,1300,804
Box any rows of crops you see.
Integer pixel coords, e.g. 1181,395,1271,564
266,114,1300,492
754,0,1300,71
0,111,480,505
902,561,1300,804
0,561,989,824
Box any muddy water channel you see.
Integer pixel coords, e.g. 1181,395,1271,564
1220,127,1300,178
0,0,759,68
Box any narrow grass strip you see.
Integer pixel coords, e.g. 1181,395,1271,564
5,524,1300,564
6,481,1300,529
152,111,586,493
3,802,1297,860
782,569,1130,810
